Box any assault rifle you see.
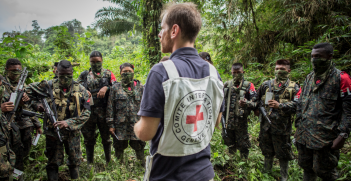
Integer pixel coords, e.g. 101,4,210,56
221,115,227,137
6,67,29,125
258,101,272,124
22,109,44,119
40,98,62,142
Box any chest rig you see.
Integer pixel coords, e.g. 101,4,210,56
81,69,110,108
224,79,250,121
262,79,296,114
50,80,82,123
114,81,143,123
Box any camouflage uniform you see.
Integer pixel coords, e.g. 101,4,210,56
26,79,91,180
106,80,145,163
0,84,16,180
222,79,257,158
77,68,116,164
295,66,351,181
3,77,41,170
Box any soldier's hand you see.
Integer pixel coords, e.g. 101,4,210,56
54,121,69,129
331,136,346,150
268,100,280,109
36,103,45,112
22,93,30,102
97,86,108,98
35,127,43,136
239,98,247,107
1,102,14,112
87,90,92,98
109,128,116,135
254,109,260,116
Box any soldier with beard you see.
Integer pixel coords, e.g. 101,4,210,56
1,58,42,172
26,60,91,181
77,51,116,165
255,59,301,181
222,63,257,159
106,63,145,165
295,43,351,181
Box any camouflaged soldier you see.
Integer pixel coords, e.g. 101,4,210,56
295,43,351,181
106,63,145,165
255,59,301,181
26,60,91,181
0,76,16,181
1,59,42,172
223,63,257,159
77,51,116,165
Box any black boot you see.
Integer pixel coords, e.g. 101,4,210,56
279,159,289,181
135,150,145,167
46,165,58,181
85,145,94,164
103,144,111,164
264,157,273,173
115,150,124,163
68,166,79,179
303,170,317,181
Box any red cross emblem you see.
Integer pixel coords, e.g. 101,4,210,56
186,105,204,132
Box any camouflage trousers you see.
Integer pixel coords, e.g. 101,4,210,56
0,146,14,179
81,107,111,146
113,139,146,152
20,126,33,161
258,130,293,160
45,134,82,167
296,143,339,181
223,127,251,155
9,127,23,171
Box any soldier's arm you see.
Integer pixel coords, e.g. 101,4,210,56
76,72,85,85
337,72,351,134
106,85,115,128
65,86,91,131
246,83,258,109
278,84,301,115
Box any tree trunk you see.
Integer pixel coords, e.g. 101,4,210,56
141,0,163,67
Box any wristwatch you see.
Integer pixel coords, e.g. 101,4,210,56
339,133,348,139
278,103,283,109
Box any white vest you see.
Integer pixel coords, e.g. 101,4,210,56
144,60,224,180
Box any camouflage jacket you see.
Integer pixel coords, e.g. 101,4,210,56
77,68,116,108
223,79,257,129
295,67,351,149
0,85,15,178
26,79,91,139
2,76,41,129
256,79,300,135
106,80,143,129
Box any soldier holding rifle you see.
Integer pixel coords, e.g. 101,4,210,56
1,58,42,172
26,60,91,181
222,63,257,159
254,59,301,181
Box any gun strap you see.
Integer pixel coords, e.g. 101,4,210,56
225,80,233,124
46,81,59,122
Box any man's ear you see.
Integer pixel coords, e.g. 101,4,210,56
171,24,180,40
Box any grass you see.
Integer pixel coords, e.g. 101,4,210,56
22,114,351,181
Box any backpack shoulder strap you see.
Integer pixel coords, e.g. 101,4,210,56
162,60,179,79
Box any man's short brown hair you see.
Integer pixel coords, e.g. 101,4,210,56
161,2,202,43
276,59,290,69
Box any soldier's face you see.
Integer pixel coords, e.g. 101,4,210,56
311,48,332,60
231,68,244,75
90,57,103,63
6,65,22,81
275,65,290,73
121,67,134,74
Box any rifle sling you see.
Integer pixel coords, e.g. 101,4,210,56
46,81,59,123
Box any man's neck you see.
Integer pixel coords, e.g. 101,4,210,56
172,40,194,53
